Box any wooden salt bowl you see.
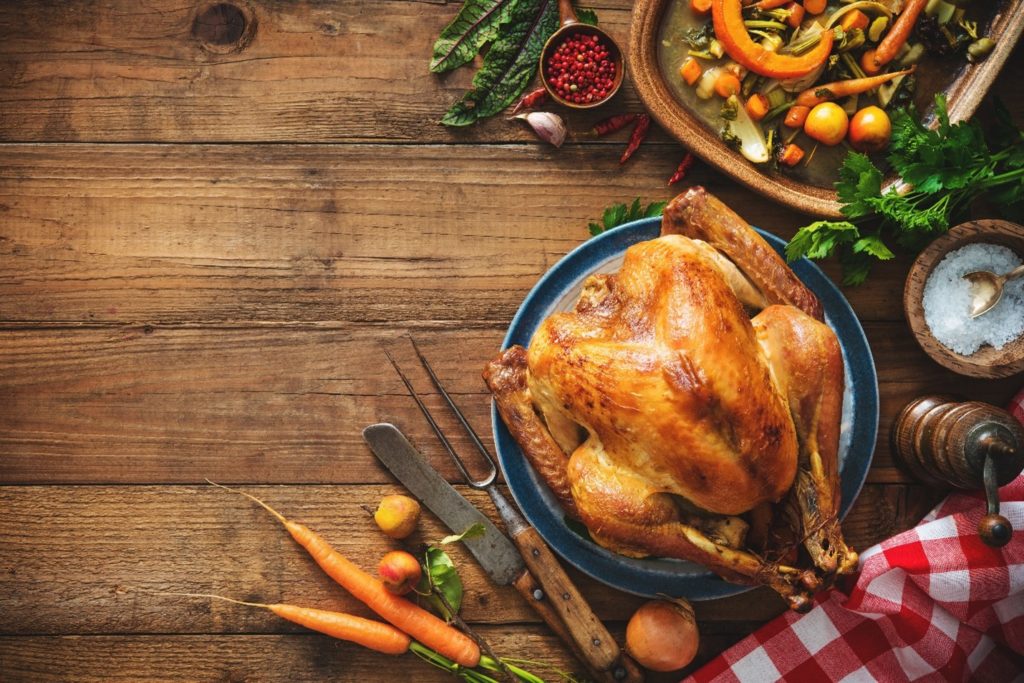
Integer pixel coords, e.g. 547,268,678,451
904,220,1024,379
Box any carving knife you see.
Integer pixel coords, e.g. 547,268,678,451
363,422,643,683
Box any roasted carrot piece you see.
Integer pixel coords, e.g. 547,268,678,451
680,57,703,85
784,104,810,128
778,143,805,166
691,0,714,14
872,0,927,68
752,0,791,10
794,67,915,107
746,93,770,121
212,483,481,668
839,9,869,32
803,0,826,15
860,49,882,75
714,71,742,98
784,2,805,28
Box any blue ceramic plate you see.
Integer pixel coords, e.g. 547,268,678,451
492,217,878,599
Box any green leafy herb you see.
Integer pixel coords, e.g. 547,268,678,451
576,8,598,25
588,198,668,236
787,95,1024,284
439,0,560,127
430,0,516,74
416,546,464,622
439,522,485,546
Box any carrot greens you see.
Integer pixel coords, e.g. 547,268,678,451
786,95,1024,285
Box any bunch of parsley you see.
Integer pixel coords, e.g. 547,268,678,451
588,198,668,236
786,95,1024,285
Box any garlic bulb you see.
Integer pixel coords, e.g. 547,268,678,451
513,112,567,148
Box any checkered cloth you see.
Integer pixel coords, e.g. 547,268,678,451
687,391,1024,682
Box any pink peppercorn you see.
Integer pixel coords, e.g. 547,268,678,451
544,32,616,105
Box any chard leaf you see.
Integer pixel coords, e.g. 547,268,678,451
416,546,464,622
430,0,516,74
442,0,559,126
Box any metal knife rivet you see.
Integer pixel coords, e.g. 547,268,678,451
562,592,570,600
592,638,601,647
532,548,540,557
532,589,544,601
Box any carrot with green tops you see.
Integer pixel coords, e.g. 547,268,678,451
211,482,481,668
871,0,927,68
159,592,412,654
794,67,915,107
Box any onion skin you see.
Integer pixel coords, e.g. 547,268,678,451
625,599,700,673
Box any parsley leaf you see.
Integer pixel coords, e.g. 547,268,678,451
788,95,1024,284
588,198,668,236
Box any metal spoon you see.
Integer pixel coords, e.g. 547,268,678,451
964,263,1024,318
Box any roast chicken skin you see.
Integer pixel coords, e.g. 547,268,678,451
485,187,857,610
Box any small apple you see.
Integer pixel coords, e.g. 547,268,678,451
377,550,422,595
374,494,421,539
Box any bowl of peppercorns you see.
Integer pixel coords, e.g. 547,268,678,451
540,4,624,109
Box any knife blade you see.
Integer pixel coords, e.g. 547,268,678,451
363,422,524,585
364,422,645,683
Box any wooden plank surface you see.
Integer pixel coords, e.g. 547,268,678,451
2,0,1022,680
1,325,1021,485
0,484,931,631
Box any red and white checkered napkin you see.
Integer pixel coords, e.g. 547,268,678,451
686,392,1024,683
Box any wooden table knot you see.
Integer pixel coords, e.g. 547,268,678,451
192,2,256,54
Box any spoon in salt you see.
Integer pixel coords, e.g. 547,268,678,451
964,264,1024,318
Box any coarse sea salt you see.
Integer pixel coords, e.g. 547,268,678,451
922,243,1024,356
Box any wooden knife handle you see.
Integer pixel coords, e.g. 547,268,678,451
512,526,644,683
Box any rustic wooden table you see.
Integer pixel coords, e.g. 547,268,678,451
1,2,1021,681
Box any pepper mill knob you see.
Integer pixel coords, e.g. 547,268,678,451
892,395,1024,547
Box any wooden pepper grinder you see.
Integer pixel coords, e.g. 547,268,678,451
892,395,1024,547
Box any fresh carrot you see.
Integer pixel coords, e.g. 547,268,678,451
668,152,696,185
839,9,869,32
872,0,927,68
778,143,805,166
784,104,810,128
690,0,713,14
860,49,882,75
794,67,915,107
158,592,412,655
619,114,651,165
679,57,703,86
714,71,742,98
784,2,804,28
211,483,481,668
745,93,770,121
803,0,826,15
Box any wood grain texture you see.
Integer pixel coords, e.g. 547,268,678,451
2,325,1020,485
0,484,934,636
0,143,931,326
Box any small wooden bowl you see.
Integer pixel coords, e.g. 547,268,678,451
904,220,1024,379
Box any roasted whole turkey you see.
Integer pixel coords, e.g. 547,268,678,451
485,187,858,610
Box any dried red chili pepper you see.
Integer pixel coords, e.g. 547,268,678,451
587,113,637,138
619,114,650,165
511,87,549,115
668,152,696,185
